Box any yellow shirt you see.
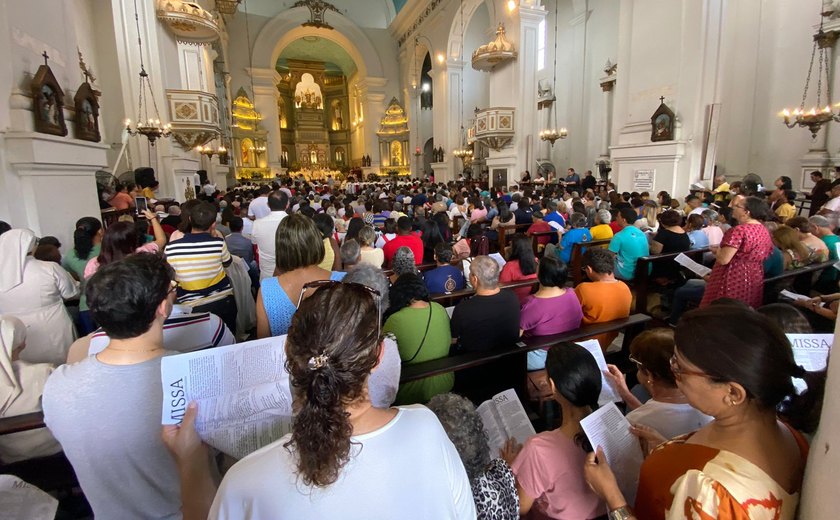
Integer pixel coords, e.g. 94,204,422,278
589,224,614,241
775,203,796,222
142,187,155,199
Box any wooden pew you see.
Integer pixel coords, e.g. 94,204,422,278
429,278,541,307
528,230,559,256
0,411,45,435
497,224,531,258
400,314,652,383
763,260,835,303
570,238,612,286
633,247,710,314
0,411,80,493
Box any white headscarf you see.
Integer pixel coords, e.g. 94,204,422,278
0,315,27,414
0,229,37,292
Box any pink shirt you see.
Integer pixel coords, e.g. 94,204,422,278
511,429,606,519
520,290,583,337
499,259,538,305
84,243,159,278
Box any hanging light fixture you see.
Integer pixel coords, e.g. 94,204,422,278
780,8,840,139
540,0,567,146
452,0,474,166
124,0,171,146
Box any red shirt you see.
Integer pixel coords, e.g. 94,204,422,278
382,233,424,266
526,220,553,246
109,192,134,210
609,220,622,234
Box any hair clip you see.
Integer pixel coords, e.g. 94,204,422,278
308,354,329,371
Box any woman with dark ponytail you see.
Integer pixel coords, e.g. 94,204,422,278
504,342,607,519
162,283,476,519
62,217,102,334
585,304,825,520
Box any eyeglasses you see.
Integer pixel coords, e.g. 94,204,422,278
297,280,383,340
629,355,644,370
167,280,179,296
669,354,713,382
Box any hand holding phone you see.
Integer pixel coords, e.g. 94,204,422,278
135,197,149,217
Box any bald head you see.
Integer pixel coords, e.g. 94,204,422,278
470,256,500,290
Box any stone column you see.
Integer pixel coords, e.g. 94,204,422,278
599,68,617,162
446,59,464,182
250,67,282,172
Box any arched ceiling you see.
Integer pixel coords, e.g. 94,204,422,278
240,0,398,29
276,36,358,77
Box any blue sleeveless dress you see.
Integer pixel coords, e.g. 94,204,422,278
260,271,346,336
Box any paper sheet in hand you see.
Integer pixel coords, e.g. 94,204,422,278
0,475,58,520
576,339,621,406
580,402,644,505
476,388,536,460
674,253,711,277
779,289,810,302
787,333,833,393
160,336,293,459
489,252,507,268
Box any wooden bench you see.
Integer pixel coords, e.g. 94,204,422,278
429,278,541,307
400,314,652,383
570,238,612,286
0,411,45,435
528,230,559,256
497,224,531,258
764,260,835,302
633,248,711,314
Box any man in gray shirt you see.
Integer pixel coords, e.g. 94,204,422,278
43,254,182,519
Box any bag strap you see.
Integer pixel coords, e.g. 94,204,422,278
403,304,433,364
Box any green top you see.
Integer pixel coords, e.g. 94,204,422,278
62,244,100,311
383,302,453,405
820,234,839,282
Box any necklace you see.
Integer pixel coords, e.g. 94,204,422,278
105,346,164,353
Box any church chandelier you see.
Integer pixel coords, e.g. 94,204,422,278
125,0,171,146
780,8,840,139
540,0,567,146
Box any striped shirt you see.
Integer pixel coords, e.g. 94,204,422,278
87,307,235,355
164,233,233,306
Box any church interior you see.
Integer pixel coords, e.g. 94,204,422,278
1,0,840,517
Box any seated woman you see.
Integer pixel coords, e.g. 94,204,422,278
313,213,341,271
420,219,445,263
684,214,710,249
499,234,539,305
0,315,61,463
605,328,712,439
427,393,519,519
162,283,476,519
520,256,583,371
585,304,823,520
256,214,345,338
356,226,384,268
374,218,398,248
453,224,488,261
648,210,691,282
786,216,829,262
757,303,813,333
487,202,516,243
773,225,817,270
384,273,453,405
508,343,607,519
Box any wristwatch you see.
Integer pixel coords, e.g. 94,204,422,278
608,505,634,520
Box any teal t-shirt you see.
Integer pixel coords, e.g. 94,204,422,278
383,302,453,405
820,235,839,282
61,244,101,311
608,226,650,280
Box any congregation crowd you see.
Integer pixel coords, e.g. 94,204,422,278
0,168,834,519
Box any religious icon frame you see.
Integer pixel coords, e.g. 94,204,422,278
31,57,68,137
650,98,675,142
74,81,101,142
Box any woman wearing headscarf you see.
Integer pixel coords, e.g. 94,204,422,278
0,315,61,463
0,229,79,365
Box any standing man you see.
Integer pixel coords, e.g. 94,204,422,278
252,190,289,280
248,185,272,220
164,201,237,333
564,168,581,191
807,170,833,216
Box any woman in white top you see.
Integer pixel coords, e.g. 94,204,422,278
0,229,79,365
163,283,475,520
605,328,711,439
357,226,384,268
0,315,61,463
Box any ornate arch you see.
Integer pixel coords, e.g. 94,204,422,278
252,7,385,79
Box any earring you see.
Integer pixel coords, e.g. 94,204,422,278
728,399,735,407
